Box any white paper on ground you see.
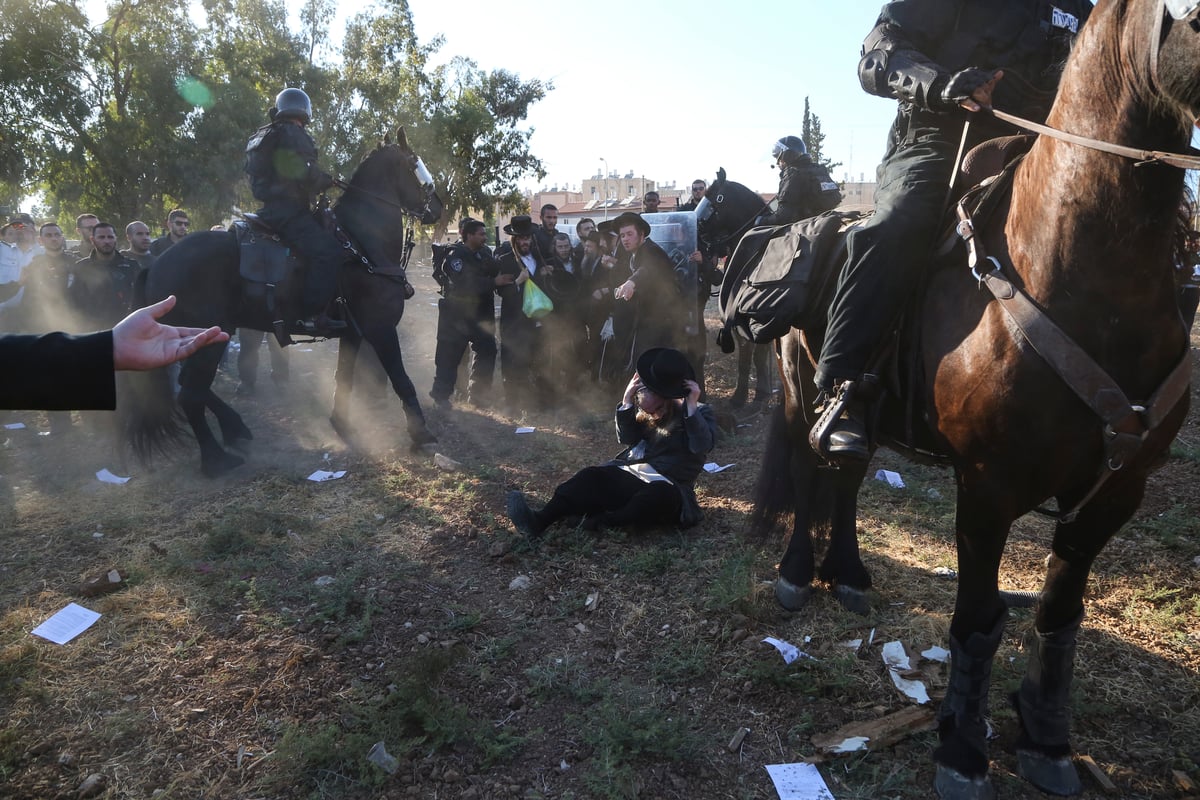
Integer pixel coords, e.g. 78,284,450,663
95,468,131,484
832,736,869,753
703,462,735,473
4,422,25,430
882,640,930,704
764,762,836,800
307,470,347,482
874,468,905,488
515,427,536,434
31,603,101,644
762,636,815,664
922,645,950,663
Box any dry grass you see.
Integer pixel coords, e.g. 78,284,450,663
0,282,1197,799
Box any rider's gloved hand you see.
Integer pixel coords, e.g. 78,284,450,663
934,68,999,111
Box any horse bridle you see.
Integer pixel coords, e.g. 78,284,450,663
993,0,1200,170
694,191,770,254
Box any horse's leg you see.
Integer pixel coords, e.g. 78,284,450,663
1012,481,1145,796
330,330,362,443
753,342,772,401
818,462,873,614
732,338,752,408
364,323,436,448
178,343,245,477
934,488,1012,800
204,388,253,450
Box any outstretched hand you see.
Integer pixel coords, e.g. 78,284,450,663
111,295,230,371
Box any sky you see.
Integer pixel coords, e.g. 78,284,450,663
405,0,899,193
79,0,901,194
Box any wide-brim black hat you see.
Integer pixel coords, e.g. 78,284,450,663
611,211,650,238
636,347,695,399
583,230,605,245
503,215,535,236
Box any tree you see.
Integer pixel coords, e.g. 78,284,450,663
801,96,841,174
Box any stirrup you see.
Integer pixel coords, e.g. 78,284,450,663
809,380,866,462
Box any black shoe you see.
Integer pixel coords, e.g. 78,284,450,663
506,490,544,537
826,411,869,462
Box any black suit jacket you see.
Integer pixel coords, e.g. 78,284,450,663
1,330,116,410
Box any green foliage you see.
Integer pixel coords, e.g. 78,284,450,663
5,0,546,235
705,547,759,612
802,96,842,174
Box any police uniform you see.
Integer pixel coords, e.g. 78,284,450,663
244,118,341,318
431,241,499,405
67,251,139,331
816,0,1092,393
759,156,842,226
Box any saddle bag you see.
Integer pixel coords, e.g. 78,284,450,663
717,210,858,351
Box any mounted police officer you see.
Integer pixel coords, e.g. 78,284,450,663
430,219,509,409
813,0,1091,463
757,136,842,226
244,87,346,337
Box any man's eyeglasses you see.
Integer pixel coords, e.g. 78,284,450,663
173,220,190,227
692,186,705,192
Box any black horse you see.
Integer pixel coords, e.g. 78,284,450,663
697,1,1198,795
130,128,444,477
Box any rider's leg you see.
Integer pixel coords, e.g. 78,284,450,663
273,211,346,333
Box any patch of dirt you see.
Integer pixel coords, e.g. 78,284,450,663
0,276,1197,800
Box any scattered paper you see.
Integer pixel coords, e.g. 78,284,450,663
4,422,25,430
307,470,347,482
874,469,905,488
515,427,536,434
762,636,815,664
882,641,930,704
32,603,101,644
703,462,735,473
839,638,863,652
932,566,957,578
922,645,950,663
832,736,869,753
764,762,835,800
95,468,131,485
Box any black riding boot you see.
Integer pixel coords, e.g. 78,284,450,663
1013,611,1084,796
933,612,1006,800
809,378,870,463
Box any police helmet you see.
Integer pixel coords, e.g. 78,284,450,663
772,135,807,163
274,88,312,123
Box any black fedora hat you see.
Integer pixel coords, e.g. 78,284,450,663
503,215,535,236
611,211,650,238
636,347,695,399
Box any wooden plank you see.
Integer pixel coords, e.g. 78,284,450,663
1077,754,1117,793
812,705,935,755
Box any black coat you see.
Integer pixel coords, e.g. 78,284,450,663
67,252,140,330
759,158,842,226
627,238,687,351
245,120,333,208
0,330,115,410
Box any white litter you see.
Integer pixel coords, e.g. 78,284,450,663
32,603,101,644
874,469,905,488
922,645,950,663
762,636,815,665
95,468,131,485
515,427,536,434
4,422,25,430
307,470,346,482
764,762,836,799
703,462,735,473
882,641,930,704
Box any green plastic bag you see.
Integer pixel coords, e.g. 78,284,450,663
522,278,554,319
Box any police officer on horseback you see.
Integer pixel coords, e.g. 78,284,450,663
757,136,842,227
812,0,1091,463
244,88,346,337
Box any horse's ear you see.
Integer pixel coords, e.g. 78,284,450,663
396,127,408,150
717,167,726,182
382,131,391,146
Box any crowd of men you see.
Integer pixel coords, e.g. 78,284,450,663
430,193,734,413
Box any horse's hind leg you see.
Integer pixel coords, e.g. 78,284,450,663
179,345,244,478
1013,482,1145,797
330,330,361,444
205,389,253,450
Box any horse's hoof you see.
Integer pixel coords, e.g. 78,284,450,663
774,577,813,611
407,424,438,448
329,414,355,445
201,451,245,479
934,764,996,800
832,584,871,615
1017,749,1082,796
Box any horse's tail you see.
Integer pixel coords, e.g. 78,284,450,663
119,367,186,462
747,401,796,541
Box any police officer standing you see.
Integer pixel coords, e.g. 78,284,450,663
244,88,345,336
757,136,842,226
430,219,511,409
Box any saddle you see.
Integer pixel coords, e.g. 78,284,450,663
232,208,348,346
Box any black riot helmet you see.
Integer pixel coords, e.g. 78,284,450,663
771,135,807,165
274,88,313,124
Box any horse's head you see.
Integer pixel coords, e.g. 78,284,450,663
694,167,764,254
345,127,445,227
1155,1,1200,124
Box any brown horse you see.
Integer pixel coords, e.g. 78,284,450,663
743,2,1197,797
